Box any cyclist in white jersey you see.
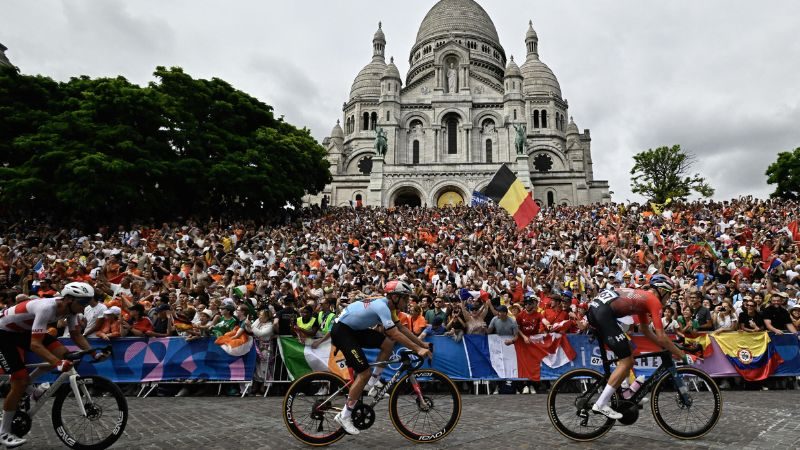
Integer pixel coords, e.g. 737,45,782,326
330,280,431,435
0,282,105,449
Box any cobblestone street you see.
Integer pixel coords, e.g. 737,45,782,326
24,390,800,449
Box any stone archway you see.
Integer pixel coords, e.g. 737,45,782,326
390,186,423,207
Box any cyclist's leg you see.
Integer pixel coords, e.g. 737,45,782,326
0,333,29,441
329,324,376,434
587,305,632,417
27,334,64,381
367,336,394,390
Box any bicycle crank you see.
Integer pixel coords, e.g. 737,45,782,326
11,411,32,437
351,403,376,430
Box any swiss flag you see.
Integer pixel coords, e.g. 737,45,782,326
514,333,577,381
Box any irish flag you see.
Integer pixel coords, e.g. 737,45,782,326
278,337,349,381
465,334,576,381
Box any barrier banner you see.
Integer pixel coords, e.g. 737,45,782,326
276,333,800,382
30,337,257,383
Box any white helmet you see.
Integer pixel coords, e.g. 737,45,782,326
61,282,95,301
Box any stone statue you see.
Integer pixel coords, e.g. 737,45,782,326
513,123,526,155
447,63,457,93
374,127,388,156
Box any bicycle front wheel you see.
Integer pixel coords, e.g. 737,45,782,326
651,367,722,439
283,372,348,446
547,368,615,442
51,375,128,450
388,369,461,443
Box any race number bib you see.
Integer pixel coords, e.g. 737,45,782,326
593,289,619,305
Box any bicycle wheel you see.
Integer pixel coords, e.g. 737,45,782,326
51,376,128,450
651,367,722,439
388,369,461,443
283,372,348,446
547,369,616,442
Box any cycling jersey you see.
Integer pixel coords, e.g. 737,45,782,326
593,288,664,331
336,297,398,331
0,298,79,338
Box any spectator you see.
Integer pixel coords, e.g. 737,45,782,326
212,303,237,337
402,305,428,337
516,297,543,340
488,306,519,345
661,306,680,333
122,303,153,337
82,294,108,338
712,299,738,332
688,291,714,331
274,297,298,336
424,297,448,325
294,305,319,340
251,308,276,395
419,316,447,340
762,293,798,335
738,298,765,332
311,298,335,348
444,302,466,341
463,301,488,335
96,306,122,340
790,305,800,330
149,304,174,337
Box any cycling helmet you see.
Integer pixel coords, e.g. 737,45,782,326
649,274,675,292
61,282,95,303
384,280,413,296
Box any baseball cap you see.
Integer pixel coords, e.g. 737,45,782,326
104,306,122,316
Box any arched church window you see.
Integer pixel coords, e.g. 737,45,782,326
547,191,554,207
541,110,548,128
370,112,378,130
386,111,391,121
362,112,369,131
513,109,517,120
533,110,540,128
445,115,458,154
485,139,492,163
413,140,420,164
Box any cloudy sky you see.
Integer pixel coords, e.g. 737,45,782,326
4,0,799,202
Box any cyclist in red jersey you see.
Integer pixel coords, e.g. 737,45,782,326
0,282,105,448
586,274,688,419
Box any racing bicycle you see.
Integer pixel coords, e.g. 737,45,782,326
283,348,461,446
547,333,721,441
0,346,128,450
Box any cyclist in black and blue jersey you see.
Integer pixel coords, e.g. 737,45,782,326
330,279,431,435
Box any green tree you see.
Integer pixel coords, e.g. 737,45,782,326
765,147,800,200
0,66,331,226
630,144,714,203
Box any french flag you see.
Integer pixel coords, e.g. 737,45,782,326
33,259,46,279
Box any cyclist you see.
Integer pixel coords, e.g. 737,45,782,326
330,280,432,435
587,274,688,419
0,282,105,448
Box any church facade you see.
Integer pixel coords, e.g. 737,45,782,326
310,0,610,208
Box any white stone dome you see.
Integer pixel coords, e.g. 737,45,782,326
504,55,521,78
415,0,500,49
331,120,344,139
521,55,562,98
350,57,387,100
382,57,402,80
566,116,579,135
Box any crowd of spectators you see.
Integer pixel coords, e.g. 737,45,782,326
1,196,799,395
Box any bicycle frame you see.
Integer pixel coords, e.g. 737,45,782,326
21,363,90,418
313,356,423,414
595,338,691,406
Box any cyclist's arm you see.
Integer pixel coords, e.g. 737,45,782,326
394,320,428,348
70,329,94,352
386,326,426,353
640,321,684,359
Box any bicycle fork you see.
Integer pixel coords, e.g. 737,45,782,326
407,375,430,411
68,373,90,417
667,367,692,408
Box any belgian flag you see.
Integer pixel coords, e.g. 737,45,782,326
483,164,540,229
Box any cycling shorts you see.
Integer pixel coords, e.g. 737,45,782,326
0,331,62,380
330,322,386,373
587,300,632,359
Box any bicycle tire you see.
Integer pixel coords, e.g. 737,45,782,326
51,375,128,450
547,368,616,442
388,368,461,443
283,372,348,446
651,367,722,439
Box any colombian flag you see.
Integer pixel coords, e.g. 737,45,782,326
713,332,783,381
483,164,540,228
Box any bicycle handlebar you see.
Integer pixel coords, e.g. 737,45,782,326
63,345,112,362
